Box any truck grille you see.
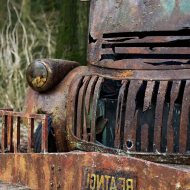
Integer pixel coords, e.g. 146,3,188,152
68,75,190,156
98,30,190,69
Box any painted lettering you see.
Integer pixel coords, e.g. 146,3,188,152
83,171,135,190
97,175,104,190
110,177,117,190
126,179,133,190
84,173,90,188
105,175,111,190
119,178,125,190
90,174,96,190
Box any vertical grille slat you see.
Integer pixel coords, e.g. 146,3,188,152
83,111,88,141
124,80,143,151
166,81,181,153
153,81,168,152
114,80,128,149
71,76,190,156
70,76,84,133
179,80,190,153
85,76,98,115
76,76,91,139
90,77,104,142
143,81,156,112
141,124,149,152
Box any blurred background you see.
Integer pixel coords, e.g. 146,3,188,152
0,0,90,111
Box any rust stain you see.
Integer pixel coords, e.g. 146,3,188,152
117,70,134,77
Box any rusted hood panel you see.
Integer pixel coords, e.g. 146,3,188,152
89,0,190,36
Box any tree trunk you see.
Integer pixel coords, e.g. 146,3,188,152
55,0,90,65
76,1,90,65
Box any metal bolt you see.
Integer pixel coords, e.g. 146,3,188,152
51,165,54,170
57,183,61,188
57,166,61,172
50,182,53,186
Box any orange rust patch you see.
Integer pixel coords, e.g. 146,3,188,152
118,70,134,77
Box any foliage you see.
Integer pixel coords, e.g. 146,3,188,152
0,0,90,111
0,0,57,111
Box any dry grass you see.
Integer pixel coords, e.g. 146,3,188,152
0,0,56,111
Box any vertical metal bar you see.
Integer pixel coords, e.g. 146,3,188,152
14,117,20,153
141,124,149,152
27,118,32,153
27,117,34,153
85,76,98,114
31,118,34,149
143,81,155,112
1,114,7,153
70,76,84,132
42,115,48,153
7,115,13,152
179,80,190,153
114,80,128,149
153,81,168,152
166,81,181,153
90,77,104,142
124,80,143,151
83,111,88,141
76,76,91,139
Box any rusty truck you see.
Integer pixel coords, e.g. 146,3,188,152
1,0,190,189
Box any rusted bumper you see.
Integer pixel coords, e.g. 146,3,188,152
0,152,190,190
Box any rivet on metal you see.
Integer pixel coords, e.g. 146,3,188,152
57,183,61,188
57,166,61,174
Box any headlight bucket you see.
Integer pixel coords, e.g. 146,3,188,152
26,59,79,92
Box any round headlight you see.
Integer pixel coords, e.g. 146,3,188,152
26,61,48,88
26,59,79,92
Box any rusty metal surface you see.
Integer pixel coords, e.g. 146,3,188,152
77,76,91,139
26,59,79,92
114,80,128,149
153,81,168,152
124,80,143,151
65,66,190,164
0,181,32,190
23,66,87,152
0,109,48,153
1,152,190,189
143,81,155,112
85,76,98,115
179,80,190,153
166,81,181,153
141,124,149,152
88,64,190,80
0,110,48,153
87,0,190,69
90,77,104,142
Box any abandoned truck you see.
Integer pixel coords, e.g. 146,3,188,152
1,0,190,189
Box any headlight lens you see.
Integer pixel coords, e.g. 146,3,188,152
26,61,48,88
